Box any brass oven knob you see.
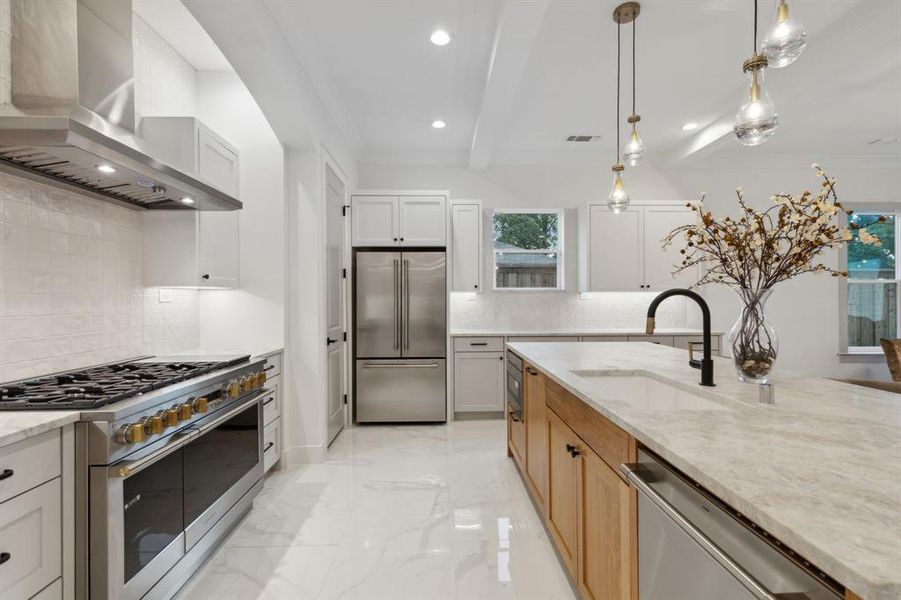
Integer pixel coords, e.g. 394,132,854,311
144,414,164,435
164,408,179,426
259,370,267,386
241,376,252,392
227,381,241,399
178,402,193,421
192,396,209,413
116,423,146,444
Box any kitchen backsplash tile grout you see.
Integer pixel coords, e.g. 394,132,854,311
0,171,200,382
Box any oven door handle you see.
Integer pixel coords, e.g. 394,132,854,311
111,391,268,478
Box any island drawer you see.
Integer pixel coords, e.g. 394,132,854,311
0,430,61,504
454,337,504,352
544,378,634,476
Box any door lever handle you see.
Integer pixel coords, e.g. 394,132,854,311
326,338,338,346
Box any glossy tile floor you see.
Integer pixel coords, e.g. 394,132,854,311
177,420,575,600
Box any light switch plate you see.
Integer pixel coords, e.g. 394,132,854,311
158,289,173,303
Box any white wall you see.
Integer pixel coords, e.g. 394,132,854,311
195,72,285,350
133,15,198,120
359,163,699,332
360,161,901,380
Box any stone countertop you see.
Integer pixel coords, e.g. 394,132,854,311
451,328,721,337
0,411,80,448
505,341,901,600
171,346,284,361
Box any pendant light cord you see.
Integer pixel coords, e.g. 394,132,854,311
753,0,758,52
632,18,636,116
616,20,621,162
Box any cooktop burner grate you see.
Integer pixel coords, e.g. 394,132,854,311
0,357,248,410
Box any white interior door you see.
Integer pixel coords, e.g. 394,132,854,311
326,164,347,445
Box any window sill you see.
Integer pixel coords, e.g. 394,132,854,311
838,351,886,363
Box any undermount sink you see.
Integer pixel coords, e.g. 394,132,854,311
570,371,727,411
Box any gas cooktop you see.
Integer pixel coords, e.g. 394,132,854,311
0,356,250,410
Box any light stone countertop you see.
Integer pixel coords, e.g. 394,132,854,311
172,347,284,361
0,411,80,448
506,341,901,600
451,328,721,337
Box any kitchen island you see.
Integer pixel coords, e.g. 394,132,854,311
506,341,900,600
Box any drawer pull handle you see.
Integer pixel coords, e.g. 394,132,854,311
469,342,488,346
263,397,275,406
525,367,538,376
0,469,13,481
0,552,10,565
508,411,521,422
565,444,580,457
263,365,276,372
264,441,275,452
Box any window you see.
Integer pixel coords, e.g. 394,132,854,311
842,210,899,352
492,209,563,290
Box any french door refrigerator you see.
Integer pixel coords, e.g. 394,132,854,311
354,250,447,422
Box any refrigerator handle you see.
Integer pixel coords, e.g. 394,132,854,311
403,259,410,349
393,259,400,350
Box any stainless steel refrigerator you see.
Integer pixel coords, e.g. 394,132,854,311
354,250,447,422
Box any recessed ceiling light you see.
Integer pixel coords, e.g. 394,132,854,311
431,120,447,129
681,122,699,131
430,29,452,46
96,164,117,174
180,197,195,205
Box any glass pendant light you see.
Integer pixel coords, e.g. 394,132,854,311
622,14,646,166
733,0,778,146
609,3,639,212
761,0,807,68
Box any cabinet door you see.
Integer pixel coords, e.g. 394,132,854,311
524,364,548,510
198,211,239,287
0,479,61,600
399,196,446,246
352,197,398,246
578,447,633,600
546,409,579,578
643,206,697,290
451,203,481,291
197,126,240,197
454,352,504,412
588,205,643,291
507,403,526,472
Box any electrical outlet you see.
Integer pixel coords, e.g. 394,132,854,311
158,289,173,303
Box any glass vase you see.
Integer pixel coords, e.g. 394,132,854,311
728,288,778,384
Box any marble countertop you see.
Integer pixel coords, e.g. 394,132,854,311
506,341,901,600
451,327,721,337
172,346,284,360
0,411,80,448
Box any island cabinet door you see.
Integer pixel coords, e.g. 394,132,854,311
524,364,548,510
547,409,580,578
577,446,634,600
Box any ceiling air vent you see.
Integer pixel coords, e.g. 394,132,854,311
565,135,601,143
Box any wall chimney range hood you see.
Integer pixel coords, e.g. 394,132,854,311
0,0,242,211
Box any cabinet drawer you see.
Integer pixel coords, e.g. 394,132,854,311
507,403,526,472
628,334,675,346
0,430,60,504
262,385,280,426
453,337,504,352
544,378,635,477
263,419,280,472
262,353,282,377
508,336,580,343
581,336,629,342
0,479,62,600
31,578,61,600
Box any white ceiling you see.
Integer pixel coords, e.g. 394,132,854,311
156,0,901,169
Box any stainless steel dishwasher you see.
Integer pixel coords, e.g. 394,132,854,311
620,449,843,600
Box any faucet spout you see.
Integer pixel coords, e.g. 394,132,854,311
646,288,715,387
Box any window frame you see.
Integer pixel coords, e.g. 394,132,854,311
491,208,565,292
839,204,901,355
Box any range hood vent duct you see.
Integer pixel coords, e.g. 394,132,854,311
0,0,241,211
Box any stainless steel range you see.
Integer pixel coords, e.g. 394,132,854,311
1,355,271,600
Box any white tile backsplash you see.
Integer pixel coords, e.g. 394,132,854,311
0,172,200,382
450,290,699,332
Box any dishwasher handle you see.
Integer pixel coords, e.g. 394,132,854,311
619,462,810,600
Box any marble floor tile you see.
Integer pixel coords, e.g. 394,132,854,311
178,420,576,600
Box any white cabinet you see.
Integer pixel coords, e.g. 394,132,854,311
351,193,447,247
582,202,695,292
450,201,482,292
454,352,505,412
259,350,283,473
139,117,240,288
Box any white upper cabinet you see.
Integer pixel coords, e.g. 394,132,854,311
351,192,447,247
450,201,482,292
351,196,398,246
139,117,240,288
581,202,695,292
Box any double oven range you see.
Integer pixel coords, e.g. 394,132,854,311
0,355,270,599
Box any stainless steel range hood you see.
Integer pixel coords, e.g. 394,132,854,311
0,0,242,211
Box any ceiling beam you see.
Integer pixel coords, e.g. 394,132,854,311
468,0,548,171
658,0,895,170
